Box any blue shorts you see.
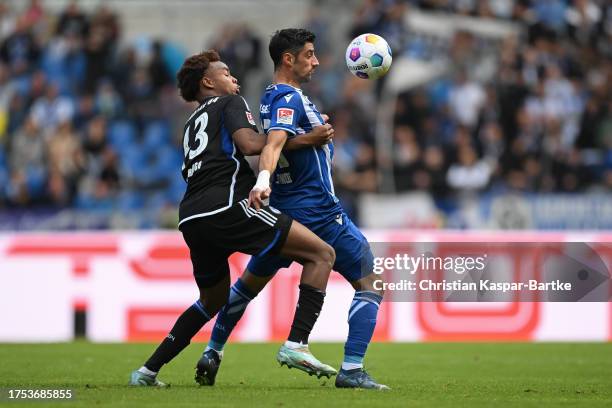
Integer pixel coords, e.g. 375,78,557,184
247,208,374,282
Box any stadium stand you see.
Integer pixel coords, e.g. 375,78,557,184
0,0,610,229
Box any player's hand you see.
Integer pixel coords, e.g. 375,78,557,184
321,114,330,123
248,187,271,211
310,123,334,146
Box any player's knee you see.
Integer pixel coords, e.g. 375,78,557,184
199,296,223,317
198,285,229,317
305,241,335,268
318,243,335,268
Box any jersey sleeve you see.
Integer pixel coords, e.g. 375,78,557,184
268,91,302,138
224,95,259,135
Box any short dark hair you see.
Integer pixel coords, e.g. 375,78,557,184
269,28,316,70
176,50,220,102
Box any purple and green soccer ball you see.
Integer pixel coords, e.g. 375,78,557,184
345,33,392,80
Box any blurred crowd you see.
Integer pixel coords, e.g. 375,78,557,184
0,0,610,227
0,0,187,224
332,0,612,208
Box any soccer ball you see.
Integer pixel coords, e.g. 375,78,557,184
345,33,392,80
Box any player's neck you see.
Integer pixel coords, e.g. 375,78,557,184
197,90,223,104
273,72,301,89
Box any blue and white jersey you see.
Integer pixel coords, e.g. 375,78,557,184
260,83,341,216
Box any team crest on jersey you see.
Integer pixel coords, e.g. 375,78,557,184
245,111,256,126
277,108,294,125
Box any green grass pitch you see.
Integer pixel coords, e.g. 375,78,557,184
0,342,610,407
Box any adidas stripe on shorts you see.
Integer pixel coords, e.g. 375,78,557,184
179,198,292,288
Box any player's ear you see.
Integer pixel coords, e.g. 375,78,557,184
201,76,214,90
282,52,294,68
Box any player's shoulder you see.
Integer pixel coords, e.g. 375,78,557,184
265,83,301,98
219,94,252,110
265,84,303,107
218,93,241,105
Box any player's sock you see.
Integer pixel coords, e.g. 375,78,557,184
137,366,158,376
283,340,306,349
144,299,212,372
207,278,256,352
341,362,363,371
342,291,382,371
203,347,224,360
287,284,325,344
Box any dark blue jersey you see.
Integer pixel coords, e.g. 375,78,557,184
179,95,258,226
260,84,340,216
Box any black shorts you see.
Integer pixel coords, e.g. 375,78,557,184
179,198,293,288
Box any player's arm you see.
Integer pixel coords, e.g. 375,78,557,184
249,129,288,210
234,124,333,155
232,128,266,156
224,95,265,155
284,123,334,151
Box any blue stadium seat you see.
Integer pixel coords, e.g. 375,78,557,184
166,171,186,204
143,120,172,154
117,190,145,211
108,120,138,151
145,191,169,212
75,190,116,211
153,147,182,180
118,145,147,181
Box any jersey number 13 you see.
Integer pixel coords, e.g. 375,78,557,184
183,112,209,160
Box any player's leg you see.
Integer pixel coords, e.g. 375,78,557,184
200,220,336,383
196,268,279,386
335,271,389,390
206,264,283,354
205,204,334,351
196,201,334,382
277,220,335,341
209,218,335,349
130,219,231,386
130,273,231,386
343,271,384,371
272,220,339,378
323,213,389,390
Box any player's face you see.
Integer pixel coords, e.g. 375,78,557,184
203,61,240,95
291,42,319,83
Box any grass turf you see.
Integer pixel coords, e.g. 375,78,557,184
0,342,610,407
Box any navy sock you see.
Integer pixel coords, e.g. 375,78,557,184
343,291,382,367
287,284,325,344
145,300,211,372
207,279,256,351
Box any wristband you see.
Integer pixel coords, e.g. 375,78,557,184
253,170,270,191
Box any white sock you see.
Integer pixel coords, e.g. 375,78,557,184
284,340,307,349
341,362,363,371
138,366,157,376
204,346,224,359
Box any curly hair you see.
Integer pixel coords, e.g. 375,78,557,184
176,50,220,102
269,28,316,70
